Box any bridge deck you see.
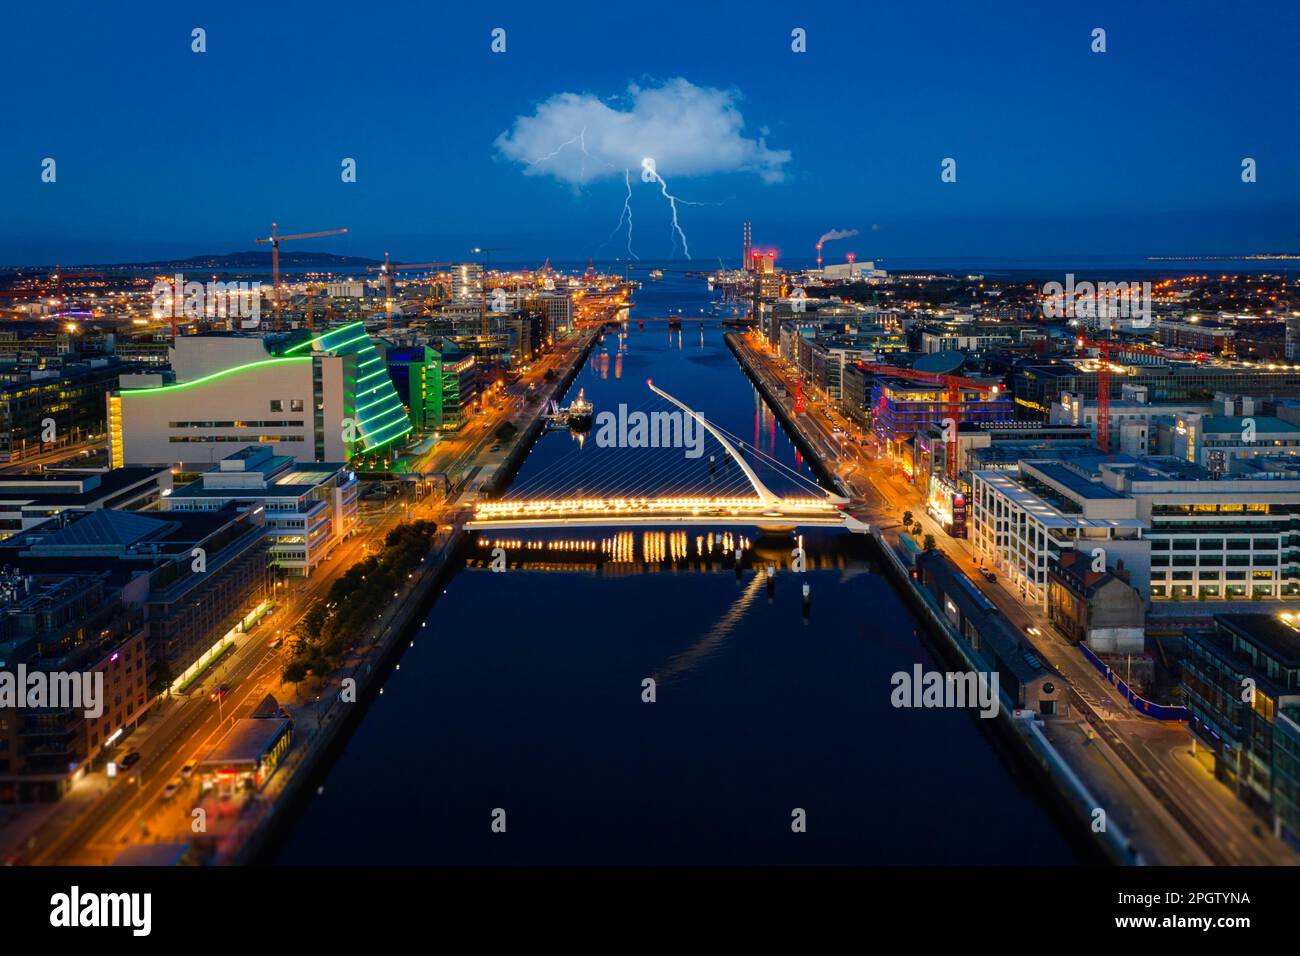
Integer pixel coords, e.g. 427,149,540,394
466,513,855,531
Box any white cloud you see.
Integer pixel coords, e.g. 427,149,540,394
495,78,790,186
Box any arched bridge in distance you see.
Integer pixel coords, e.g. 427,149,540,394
467,382,868,532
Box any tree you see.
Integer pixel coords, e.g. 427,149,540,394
911,522,923,537
901,510,913,528
544,368,557,383
282,659,308,692
302,602,329,640
923,534,936,552
151,658,174,697
495,421,518,443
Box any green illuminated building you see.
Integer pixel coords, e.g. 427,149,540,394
111,323,411,470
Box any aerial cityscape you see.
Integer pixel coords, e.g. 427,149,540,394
2,0,1297,938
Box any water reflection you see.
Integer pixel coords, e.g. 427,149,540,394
654,571,765,683
466,527,872,574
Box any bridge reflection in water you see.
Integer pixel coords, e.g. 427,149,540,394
466,528,876,575
465,528,878,681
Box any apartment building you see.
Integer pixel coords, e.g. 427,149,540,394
0,506,271,689
1182,614,1300,845
0,573,149,803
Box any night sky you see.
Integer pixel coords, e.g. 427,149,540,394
3,0,1299,264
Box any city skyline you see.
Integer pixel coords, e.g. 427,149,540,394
3,0,1300,933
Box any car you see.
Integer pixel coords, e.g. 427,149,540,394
179,763,196,780
268,637,283,650
208,684,229,702
982,570,997,583
490,444,502,453
1025,625,1042,637
119,751,141,770
161,780,182,800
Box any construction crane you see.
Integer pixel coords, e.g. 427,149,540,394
366,254,455,331
471,246,517,334
303,282,328,331
470,246,516,386
254,223,348,330
856,362,1002,479
48,268,103,314
1075,337,1207,454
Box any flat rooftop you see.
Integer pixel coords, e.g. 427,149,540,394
1214,614,1300,667
973,470,1144,530
0,467,166,505
200,717,291,767
1029,462,1127,500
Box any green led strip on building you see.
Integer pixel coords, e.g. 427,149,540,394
290,322,412,454
127,323,413,456
282,321,368,356
121,357,312,395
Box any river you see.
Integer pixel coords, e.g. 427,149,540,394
271,270,1085,864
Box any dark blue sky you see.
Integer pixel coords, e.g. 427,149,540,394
3,0,1299,265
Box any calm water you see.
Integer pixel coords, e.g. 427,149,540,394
273,275,1083,864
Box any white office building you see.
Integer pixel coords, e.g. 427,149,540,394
109,325,411,471
326,280,367,298
1170,413,1300,475
1049,385,1215,457
161,445,358,576
973,454,1300,605
970,459,1148,610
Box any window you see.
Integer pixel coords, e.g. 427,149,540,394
270,400,283,412
290,398,304,412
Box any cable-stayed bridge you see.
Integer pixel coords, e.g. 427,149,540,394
468,382,865,532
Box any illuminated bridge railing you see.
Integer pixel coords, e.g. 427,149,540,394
471,495,843,524
469,383,855,530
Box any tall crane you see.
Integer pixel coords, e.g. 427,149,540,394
48,268,103,314
1075,337,1207,453
254,223,348,330
471,246,518,334
303,282,328,331
471,246,515,385
366,254,455,331
856,362,1002,479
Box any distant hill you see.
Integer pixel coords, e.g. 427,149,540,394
86,251,382,271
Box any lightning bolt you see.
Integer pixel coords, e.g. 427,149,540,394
647,169,695,260
532,130,637,261
527,126,588,167
609,169,638,260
